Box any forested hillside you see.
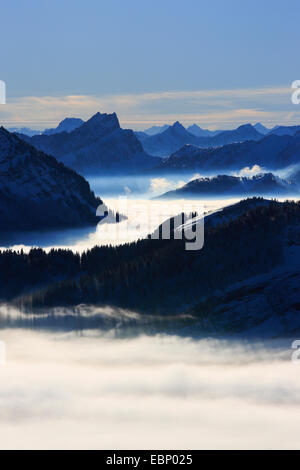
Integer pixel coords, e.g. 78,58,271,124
1,198,299,315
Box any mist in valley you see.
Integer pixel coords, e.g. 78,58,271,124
2,170,299,253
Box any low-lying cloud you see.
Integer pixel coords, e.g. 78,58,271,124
149,177,186,194
149,174,208,195
235,165,266,177
0,328,299,450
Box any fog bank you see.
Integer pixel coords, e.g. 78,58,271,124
0,329,299,449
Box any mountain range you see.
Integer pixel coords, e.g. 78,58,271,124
17,112,159,174
157,132,300,173
9,114,300,184
137,122,263,157
137,121,300,158
0,127,104,234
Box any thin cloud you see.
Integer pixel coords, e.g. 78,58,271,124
149,177,187,194
0,85,299,130
235,165,266,177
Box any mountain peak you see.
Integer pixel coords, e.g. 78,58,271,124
188,124,202,131
90,111,102,120
254,122,269,135
167,121,187,136
187,123,220,138
0,126,10,136
233,124,262,137
43,117,84,136
172,121,185,130
84,111,120,132
57,117,84,129
237,123,254,130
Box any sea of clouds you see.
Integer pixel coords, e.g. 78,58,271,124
0,327,299,450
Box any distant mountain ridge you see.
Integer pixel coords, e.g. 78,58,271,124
268,125,300,136
137,121,199,157
253,122,270,135
43,117,84,135
197,123,262,146
187,124,221,137
143,124,170,136
17,112,160,174
138,122,263,157
8,127,41,137
157,132,300,172
14,115,300,173
156,173,298,199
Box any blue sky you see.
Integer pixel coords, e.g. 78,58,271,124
0,0,299,129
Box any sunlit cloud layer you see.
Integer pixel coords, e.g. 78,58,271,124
234,165,266,177
0,85,299,130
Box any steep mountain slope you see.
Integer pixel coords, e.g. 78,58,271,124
0,127,103,232
43,118,84,135
158,133,300,172
18,112,159,174
156,173,298,199
186,268,300,337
